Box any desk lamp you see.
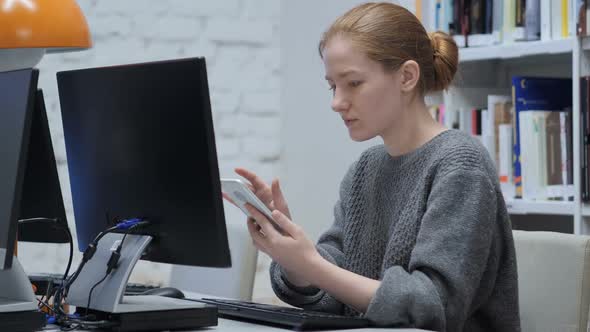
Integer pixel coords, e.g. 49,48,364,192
0,0,92,71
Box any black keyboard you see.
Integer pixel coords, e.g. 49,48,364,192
124,283,159,295
192,298,371,330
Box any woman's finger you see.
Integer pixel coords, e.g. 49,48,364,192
271,178,292,218
245,204,281,239
235,168,269,191
235,168,274,205
246,217,267,251
271,209,299,238
222,192,237,206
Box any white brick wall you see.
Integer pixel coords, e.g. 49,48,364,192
17,0,281,304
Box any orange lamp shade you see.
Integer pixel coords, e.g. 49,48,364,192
0,0,92,50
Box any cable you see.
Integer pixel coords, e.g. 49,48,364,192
59,219,149,321
50,218,149,329
57,223,73,281
17,217,73,316
84,273,109,317
51,224,121,319
17,217,73,281
36,298,55,314
83,220,150,317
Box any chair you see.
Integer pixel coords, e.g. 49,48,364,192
168,221,258,300
513,230,590,332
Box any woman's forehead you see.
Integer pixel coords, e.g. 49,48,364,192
322,40,381,78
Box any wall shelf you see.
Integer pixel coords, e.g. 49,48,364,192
505,200,575,216
459,38,573,62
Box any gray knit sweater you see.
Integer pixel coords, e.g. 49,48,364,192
270,129,520,331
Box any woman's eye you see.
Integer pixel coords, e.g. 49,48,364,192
349,81,362,88
328,85,336,91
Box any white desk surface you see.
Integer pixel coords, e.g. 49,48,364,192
46,319,431,332
41,291,432,332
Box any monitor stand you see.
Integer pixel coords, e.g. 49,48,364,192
0,249,46,331
67,233,217,331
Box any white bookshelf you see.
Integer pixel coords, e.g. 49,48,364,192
443,36,590,234
460,39,573,62
505,200,576,216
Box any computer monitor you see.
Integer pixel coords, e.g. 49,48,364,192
17,90,69,244
56,58,230,329
0,69,39,270
57,57,231,267
0,68,47,331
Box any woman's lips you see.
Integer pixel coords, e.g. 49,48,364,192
344,119,357,127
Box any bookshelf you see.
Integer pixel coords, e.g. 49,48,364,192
439,37,588,234
459,39,574,62
505,199,576,216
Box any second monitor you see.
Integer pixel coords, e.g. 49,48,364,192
56,57,231,330
57,57,231,268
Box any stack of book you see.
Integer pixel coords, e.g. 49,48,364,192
417,0,585,47
429,77,573,202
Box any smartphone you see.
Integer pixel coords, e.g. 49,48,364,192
221,178,285,234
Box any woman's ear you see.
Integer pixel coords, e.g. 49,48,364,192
399,60,420,93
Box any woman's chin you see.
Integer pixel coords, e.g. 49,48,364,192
348,130,374,142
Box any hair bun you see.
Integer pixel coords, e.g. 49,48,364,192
428,31,459,91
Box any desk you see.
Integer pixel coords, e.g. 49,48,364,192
41,291,433,331
45,319,432,331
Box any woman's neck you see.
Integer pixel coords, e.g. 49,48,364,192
381,96,446,157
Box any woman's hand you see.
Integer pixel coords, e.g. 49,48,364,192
234,168,292,219
246,204,322,281
223,168,313,285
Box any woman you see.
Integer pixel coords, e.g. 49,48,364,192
233,2,520,331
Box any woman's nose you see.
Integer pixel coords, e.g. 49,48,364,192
331,91,350,113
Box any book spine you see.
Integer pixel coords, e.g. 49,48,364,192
524,0,541,40
485,0,494,33
576,0,587,35
583,77,590,201
545,112,563,199
503,0,516,43
492,0,503,42
540,0,552,40
562,0,569,37
551,0,563,39
512,81,522,198
560,112,569,200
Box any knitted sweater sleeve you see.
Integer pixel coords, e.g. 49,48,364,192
364,168,498,331
268,162,356,314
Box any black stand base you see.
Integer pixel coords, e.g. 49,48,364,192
78,305,218,332
0,310,45,332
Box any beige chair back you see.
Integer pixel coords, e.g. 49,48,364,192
513,230,590,332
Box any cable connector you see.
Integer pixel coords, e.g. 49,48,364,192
82,244,97,262
106,250,121,275
115,218,145,230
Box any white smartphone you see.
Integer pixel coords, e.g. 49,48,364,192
221,178,285,234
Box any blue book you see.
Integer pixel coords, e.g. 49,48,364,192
511,76,572,198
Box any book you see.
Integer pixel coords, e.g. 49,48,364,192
499,123,514,198
487,95,512,165
511,76,572,198
519,111,549,200
545,112,563,199
560,110,574,200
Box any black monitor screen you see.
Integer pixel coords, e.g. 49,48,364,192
57,58,231,268
0,69,39,270
18,90,69,243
